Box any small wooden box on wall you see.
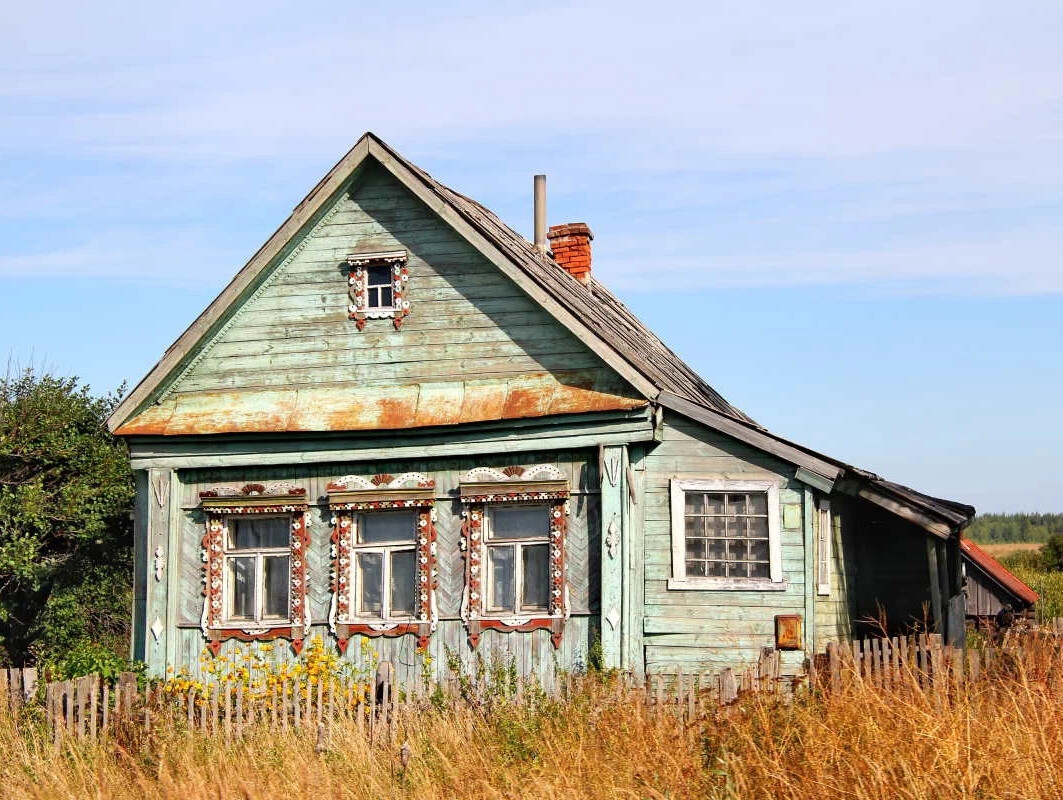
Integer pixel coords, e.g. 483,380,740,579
774,614,802,650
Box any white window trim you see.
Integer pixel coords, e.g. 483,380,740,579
816,499,832,596
348,512,417,623
483,504,552,616
222,515,292,626
668,478,785,591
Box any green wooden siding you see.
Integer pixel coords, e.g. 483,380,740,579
168,162,630,399
641,413,811,675
145,448,600,683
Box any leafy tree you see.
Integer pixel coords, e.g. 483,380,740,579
966,513,1063,544
1039,535,1063,573
0,369,133,666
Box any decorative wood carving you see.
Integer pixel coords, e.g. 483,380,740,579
199,485,310,657
346,250,409,331
326,473,437,653
459,464,570,649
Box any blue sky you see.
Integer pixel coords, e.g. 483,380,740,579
2,1,1061,511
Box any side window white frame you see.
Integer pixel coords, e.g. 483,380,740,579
816,499,832,596
348,511,418,621
222,514,292,625
668,478,784,591
482,504,552,615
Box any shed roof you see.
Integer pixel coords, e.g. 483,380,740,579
961,539,1039,608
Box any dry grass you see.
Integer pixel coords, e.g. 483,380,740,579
4,646,1063,800
979,542,1043,559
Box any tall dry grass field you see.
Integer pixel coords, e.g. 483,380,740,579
4,642,1063,800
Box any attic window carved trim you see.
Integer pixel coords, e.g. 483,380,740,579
198,483,311,656
326,472,438,653
346,250,409,331
458,464,570,649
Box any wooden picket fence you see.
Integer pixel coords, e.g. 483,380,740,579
1,667,38,711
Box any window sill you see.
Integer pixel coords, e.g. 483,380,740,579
667,577,789,592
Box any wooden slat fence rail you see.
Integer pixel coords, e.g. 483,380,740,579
0,667,38,713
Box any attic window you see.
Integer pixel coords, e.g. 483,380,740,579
347,250,409,331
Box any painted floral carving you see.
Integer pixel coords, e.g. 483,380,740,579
327,473,437,653
459,464,570,649
346,251,409,331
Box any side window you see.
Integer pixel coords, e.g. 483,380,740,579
669,478,783,590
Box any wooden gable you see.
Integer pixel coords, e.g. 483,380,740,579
115,160,644,436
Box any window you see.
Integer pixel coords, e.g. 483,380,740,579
365,264,394,310
351,510,417,620
224,516,291,623
326,472,438,652
346,250,409,330
484,505,551,614
669,478,783,590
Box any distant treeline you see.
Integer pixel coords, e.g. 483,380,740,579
967,513,1063,543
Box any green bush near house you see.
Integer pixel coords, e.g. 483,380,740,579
0,368,134,667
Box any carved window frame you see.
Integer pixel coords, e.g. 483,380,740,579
459,464,570,649
346,250,409,331
199,483,311,656
327,473,437,653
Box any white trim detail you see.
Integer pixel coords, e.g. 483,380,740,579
817,499,832,596
460,464,566,483
668,477,783,591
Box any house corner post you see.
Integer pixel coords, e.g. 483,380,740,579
622,446,646,681
803,489,816,656
599,444,625,669
143,468,175,677
131,470,150,663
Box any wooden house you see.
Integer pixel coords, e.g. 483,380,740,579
109,133,978,685
961,539,1037,623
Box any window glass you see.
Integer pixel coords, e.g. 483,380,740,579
487,545,515,612
390,550,416,616
360,511,416,544
490,506,550,540
367,265,394,308
683,490,771,580
521,544,550,610
358,552,384,616
228,557,256,620
262,555,290,618
230,516,289,550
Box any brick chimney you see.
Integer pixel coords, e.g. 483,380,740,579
547,223,594,284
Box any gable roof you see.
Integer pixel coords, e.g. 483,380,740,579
108,132,975,537
960,539,1039,608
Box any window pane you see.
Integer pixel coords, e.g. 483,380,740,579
360,512,416,544
521,544,550,611
749,561,771,579
390,550,416,617
707,538,727,560
684,492,704,515
687,559,708,577
368,265,391,285
684,515,705,539
357,553,383,617
703,493,726,515
228,557,256,620
727,493,749,515
748,516,769,541
748,492,768,516
749,539,770,562
230,517,289,549
685,537,707,560
706,561,727,577
380,286,393,307
705,516,727,538
490,506,549,540
262,556,290,619
487,545,515,612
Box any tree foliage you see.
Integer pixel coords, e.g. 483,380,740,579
966,513,1063,544
0,369,133,666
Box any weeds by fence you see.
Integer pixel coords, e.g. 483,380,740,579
9,620,1063,745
